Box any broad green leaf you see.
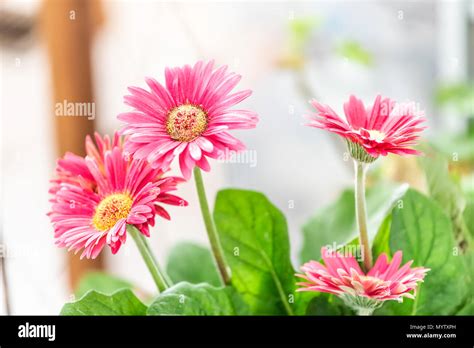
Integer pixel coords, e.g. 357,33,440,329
61,289,147,315
166,242,220,287
464,191,474,238
371,215,392,257
301,190,354,262
457,301,474,315
300,183,407,263
419,152,470,241
293,290,319,316
214,189,295,315
305,293,354,316
75,272,132,298
375,189,469,315
455,250,474,315
147,282,249,315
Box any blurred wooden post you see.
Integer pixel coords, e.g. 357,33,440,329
40,0,104,290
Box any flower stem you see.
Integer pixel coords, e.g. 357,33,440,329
193,167,232,286
354,161,373,271
127,225,170,293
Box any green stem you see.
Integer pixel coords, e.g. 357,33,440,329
354,161,373,271
144,236,173,287
127,225,170,293
193,167,232,285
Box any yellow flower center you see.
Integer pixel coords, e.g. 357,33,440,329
367,129,386,142
166,104,208,142
92,193,133,231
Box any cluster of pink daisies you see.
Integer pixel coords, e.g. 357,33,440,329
48,60,428,313
298,94,429,313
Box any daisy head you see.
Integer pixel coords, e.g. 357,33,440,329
306,95,426,163
296,247,429,314
117,60,259,180
48,132,187,259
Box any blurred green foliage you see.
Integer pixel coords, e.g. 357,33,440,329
435,81,474,116
288,16,320,53
335,40,374,66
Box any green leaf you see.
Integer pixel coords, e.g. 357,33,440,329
371,214,392,257
454,250,474,314
464,191,474,238
419,152,465,223
457,301,474,315
300,183,407,263
375,189,469,315
292,290,319,316
147,282,249,315
166,242,220,287
214,189,295,315
75,272,132,298
60,289,147,315
419,151,471,245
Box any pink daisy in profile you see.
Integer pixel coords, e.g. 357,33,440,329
296,248,429,315
117,60,259,180
306,95,426,162
48,132,187,259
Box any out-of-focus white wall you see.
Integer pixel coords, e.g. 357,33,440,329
1,0,68,315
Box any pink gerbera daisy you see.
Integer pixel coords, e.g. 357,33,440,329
48,132,187,259
306,95,426,162
117,60,259,180
296,248,429,315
